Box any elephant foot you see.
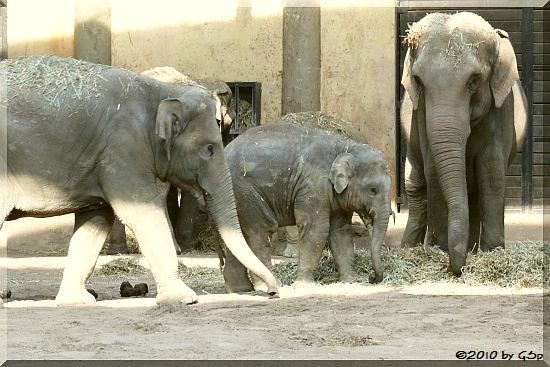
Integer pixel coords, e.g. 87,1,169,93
156,280,198,306
283,244,299,258
368,271,383,284
293,273,315,286
106,242,129,255
56,288,97,306
339,271,359,283
224,282,255,293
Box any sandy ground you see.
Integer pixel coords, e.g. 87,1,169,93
0,211,545,360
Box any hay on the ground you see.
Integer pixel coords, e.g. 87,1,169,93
96,257,148,276
272,242,544,288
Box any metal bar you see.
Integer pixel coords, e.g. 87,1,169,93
521,7,534,212
234,85,240,134
396,7,409,212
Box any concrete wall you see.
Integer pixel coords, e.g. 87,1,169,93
110,1,284,124
8,0,74,58
320,3,396,200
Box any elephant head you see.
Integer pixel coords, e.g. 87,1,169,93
329,147,391,283
142,67,236,144
154,86,278,295
401,12,527,274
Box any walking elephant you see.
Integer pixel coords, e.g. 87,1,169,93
221,123,392,292
105,66,236,255
400,12,527,275
1,56,278,306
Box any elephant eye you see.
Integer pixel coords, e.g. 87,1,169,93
206,144,214,157
368,187,377,195
468,74,481,92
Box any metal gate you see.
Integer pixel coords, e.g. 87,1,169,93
396,6,548,212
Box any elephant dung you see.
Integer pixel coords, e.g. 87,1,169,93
120,281,149,297
0,288,11,299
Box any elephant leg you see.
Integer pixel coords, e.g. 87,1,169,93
468,191,481,252
56,207,114,305
294,205,330,283
110,197,197,305
105,217,129,255
477,149,506,251
174,190,202,253
282,226,300,258
402,159,428,247
328,212,356,282
247,230,276,291
166,185,179,225
223,250,254,292
166,185,182,255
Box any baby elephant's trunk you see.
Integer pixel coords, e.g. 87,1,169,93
361,203,390,283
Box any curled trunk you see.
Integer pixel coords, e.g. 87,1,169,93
361,203,390,283
202,165,279,295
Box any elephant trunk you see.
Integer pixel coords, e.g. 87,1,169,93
201,163,279,296
426,103,469,276
361,201,390,284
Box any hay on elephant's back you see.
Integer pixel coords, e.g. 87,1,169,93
280,111,366,143
5,56,109,109
141,66,199,86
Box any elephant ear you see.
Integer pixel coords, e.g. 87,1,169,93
155,98,190,161
401,48,420,110
329,153,354,194
512,80,528,151
491,29,520,108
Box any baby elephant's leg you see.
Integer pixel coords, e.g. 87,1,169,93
328,212,357,282
294,206,330,283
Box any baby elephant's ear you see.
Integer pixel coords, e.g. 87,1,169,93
330,153,354,194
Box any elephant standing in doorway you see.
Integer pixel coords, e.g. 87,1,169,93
400,12,527,275
1,56,278,305
106,66,236,254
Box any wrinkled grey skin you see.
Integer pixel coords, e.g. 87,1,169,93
400,13,527,275
106,66,236,255
0,56,278,306
222,123,391,292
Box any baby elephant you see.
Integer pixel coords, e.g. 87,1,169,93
223,123,391,292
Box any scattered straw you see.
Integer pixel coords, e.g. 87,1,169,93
194,218,224,252
236,99,253,132
178,261,225,294
96,257,148,276
272,242,544,288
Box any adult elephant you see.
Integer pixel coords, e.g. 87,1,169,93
1,56,278,306
106,66,236,255
400,12,527,275
222,123,392,292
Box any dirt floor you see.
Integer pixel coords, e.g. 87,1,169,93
0,211,545,360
